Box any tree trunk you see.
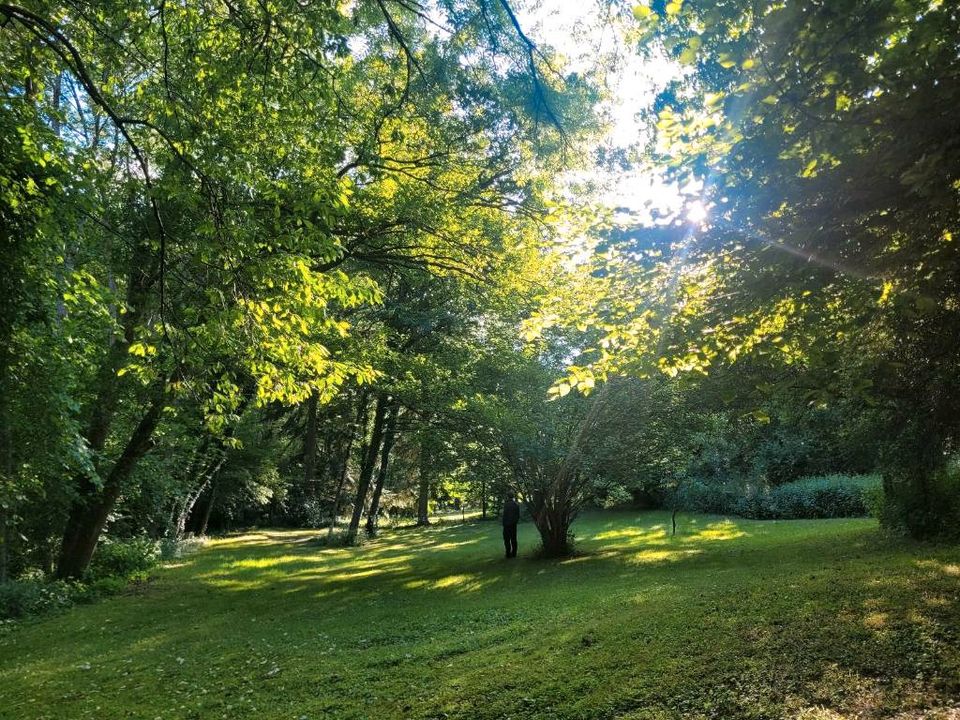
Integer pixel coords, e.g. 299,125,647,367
171,437,211,537
0,394,12,582
0,506,8,583
481,477,487,520
518,385,611,558
365,406,399,536
175,451,226,541
345,396,388,542
876,391,953,539
528,473,577,557
56,239,158,578
417,438,432,527
56,380,167,579
198,481,217,536
302,390,320,497
328,394,365,537
327,439,352,537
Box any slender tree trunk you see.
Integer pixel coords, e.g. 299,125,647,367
365,406,399,536
198,481,217,536
0,506,8,583
345,396,388,542
327,441,352,536
302,390,320,497
51,71,62,136
56,379,168,579
329,394,365,536
170,437,210,537
417,438,432,527
0,396,12,582
481,477,487,520
175,451,226,541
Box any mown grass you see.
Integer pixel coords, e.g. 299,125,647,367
1,512,958,720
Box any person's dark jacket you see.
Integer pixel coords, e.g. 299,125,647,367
502,498,520,526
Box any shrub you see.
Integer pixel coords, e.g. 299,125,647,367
159,535,206,561
308,530,362,548
672,480,740,515
880,464,960,539
87,536,160,581
672,474,881,520
862,480,886,520
598,484,634,510
765,474,880,519
82,576,130,600
0,579,76,619
0,536,166,621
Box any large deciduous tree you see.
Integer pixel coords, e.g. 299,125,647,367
0,0,597,575
532,0,960,538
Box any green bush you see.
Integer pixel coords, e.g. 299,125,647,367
672,480,741,515
880,464,960,539
1,537,163,621
764,474,880,519
0,579,76,619
82,576,131,599
159,535,206,561
674,474,881,520
87,536,160,581
862,480,886,520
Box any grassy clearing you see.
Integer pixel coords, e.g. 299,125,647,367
1,512,958,720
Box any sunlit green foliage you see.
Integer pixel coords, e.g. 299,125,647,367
0,0,598,575
526,0,960,537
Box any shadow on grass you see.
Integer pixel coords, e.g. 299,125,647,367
2,513,958,720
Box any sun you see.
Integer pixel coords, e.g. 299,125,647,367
686,200,709,224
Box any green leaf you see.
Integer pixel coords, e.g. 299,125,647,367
679,46,698,65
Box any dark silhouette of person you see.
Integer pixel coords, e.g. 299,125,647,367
502,492,520,558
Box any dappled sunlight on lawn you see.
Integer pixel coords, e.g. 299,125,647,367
188,515,872,605
432,539,483,551
681,520,747,543
589,519,746,562
863,611,888,629
558,551,618,565
321,563,414,584
916,559,960,577
593,525,668,543
427,572,502,593
3,513,960,720
208,530,320,550
626,548,703,565
199,551,419,591
218,553,311,570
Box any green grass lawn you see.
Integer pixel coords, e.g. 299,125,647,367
2,512,959,720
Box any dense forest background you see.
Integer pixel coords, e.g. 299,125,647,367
1,0,959,589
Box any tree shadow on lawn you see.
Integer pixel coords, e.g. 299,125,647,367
2,515,958,720
418,536,960,719
186,515,748,595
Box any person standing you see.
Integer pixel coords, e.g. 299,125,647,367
502,491,520,558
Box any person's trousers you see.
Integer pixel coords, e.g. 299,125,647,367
503,523,518,558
